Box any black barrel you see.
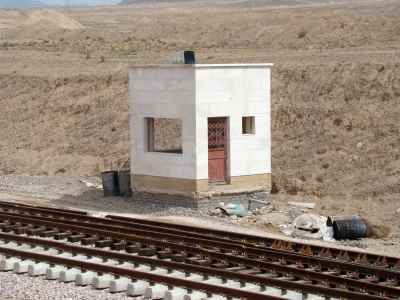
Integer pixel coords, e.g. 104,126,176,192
332,218,367,240
118,170,132,197
327,215,362,226
101,171,120,197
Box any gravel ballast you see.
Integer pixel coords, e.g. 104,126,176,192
0,272,134,300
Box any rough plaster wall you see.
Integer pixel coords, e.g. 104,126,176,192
129,67,197,179
153,118,183,152
195,66,271,179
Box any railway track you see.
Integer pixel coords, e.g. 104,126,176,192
0,201,398,299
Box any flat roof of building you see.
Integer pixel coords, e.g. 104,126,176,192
129,63,273,69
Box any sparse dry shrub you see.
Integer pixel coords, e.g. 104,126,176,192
312,190,321,198
106,75,112,86
297,29,307,39
55,168,66,174
344,120,353,131
333,118,342,126
287,185,299,195
271,180,279,194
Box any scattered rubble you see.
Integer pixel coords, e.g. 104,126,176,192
288,202,316,209
254,211,291,229
210,199,386,243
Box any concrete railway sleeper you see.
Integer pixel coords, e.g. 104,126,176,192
0,208,399,288
0,214,399,298
0,233,394,300
0,243,286,300
0,200,398,270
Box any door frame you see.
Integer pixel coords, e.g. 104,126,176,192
207,116,230,184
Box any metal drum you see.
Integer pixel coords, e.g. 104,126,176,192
332,217,367,240
101,171,120,197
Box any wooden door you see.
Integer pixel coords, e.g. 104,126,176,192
208,117,227,183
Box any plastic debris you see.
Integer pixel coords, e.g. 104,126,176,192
215,203,248,217
79,179,102,190
281,213,334,241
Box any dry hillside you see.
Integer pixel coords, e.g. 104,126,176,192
0,0,399,234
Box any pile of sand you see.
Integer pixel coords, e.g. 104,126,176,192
23,9,84,30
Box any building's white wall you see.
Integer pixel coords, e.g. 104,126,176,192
129,66,197,179
129,65,272,183
195,66,272,179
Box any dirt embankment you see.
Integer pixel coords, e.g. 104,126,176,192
1,62,399,201
272,62,400,200
0,73,129,175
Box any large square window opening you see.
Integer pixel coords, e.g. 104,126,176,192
242,116,255,134
146,118,183,154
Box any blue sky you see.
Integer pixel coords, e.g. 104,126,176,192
41,0,120,5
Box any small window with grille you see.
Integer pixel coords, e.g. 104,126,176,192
242,116,255,135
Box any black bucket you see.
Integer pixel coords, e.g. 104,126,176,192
118,170,132,197
332,218,367,240
101,171,120,197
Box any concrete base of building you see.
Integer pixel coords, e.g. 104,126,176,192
130,173,271,209
131,173,271,197
130,190,270,210
131,174,208,196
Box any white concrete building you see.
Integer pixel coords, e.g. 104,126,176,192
128,63,272,199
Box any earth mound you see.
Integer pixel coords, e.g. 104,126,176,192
24,9,84,30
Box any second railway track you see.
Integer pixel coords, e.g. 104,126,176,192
0,200,398,299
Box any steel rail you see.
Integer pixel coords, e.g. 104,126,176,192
0,245,285,300
107,215,400,266
0,201,397,269
0,212,399,298
0,201,87,215
0,208,398,283
0,232,390,300
0,203,254,248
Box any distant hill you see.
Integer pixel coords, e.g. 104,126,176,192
0,0,46,9
119,0,345,6
119,0,166,4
